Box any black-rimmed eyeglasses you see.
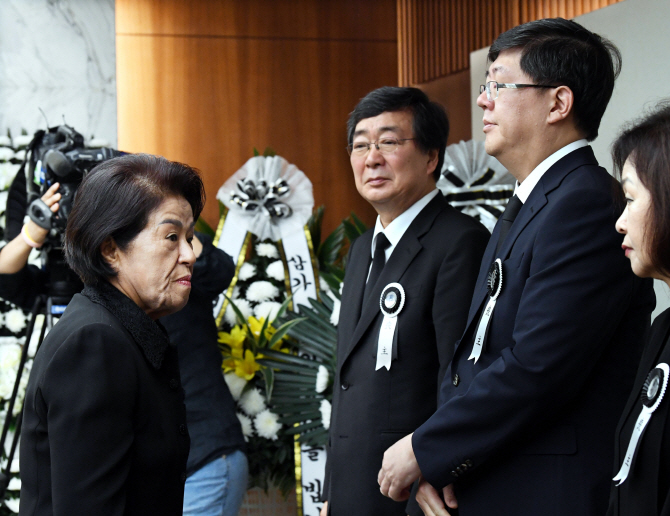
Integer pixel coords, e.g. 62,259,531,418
346,138,415,157
479,81,558,101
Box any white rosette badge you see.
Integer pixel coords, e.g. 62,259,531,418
376,283,405,371
437,140,515,232
614,362,669,485
213,155,316,322
469,259,503,363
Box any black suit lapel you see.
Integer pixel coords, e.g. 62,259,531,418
460,146,599,339
340,195,446,366
338,231,373,347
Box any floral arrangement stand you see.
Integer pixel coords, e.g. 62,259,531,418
437,139,515,231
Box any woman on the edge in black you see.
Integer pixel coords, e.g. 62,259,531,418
19,153,203,515
609,102,670,515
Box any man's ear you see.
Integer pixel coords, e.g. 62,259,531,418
426,148,439,176
547,85,574,125
100,237,119,271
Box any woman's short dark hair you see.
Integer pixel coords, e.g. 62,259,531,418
65,153,205,286
347,86,449,181
489,18,621,142
612,101,670,277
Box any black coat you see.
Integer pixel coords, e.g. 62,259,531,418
412,147,655,515
325,194,489,516
608,307,670,515
19,281,190,516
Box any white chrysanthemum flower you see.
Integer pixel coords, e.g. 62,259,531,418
246,281,279,303
4,309,26,334
4,497,19,513
253,301,282,322
12,135,32,147
256,243,279,259
7,477,20,491
0,344,22,399
13,150,25,162
240,387,266,416
254,409,281,440
330,297,341,326
0,136,11,147
0,147,14,161
320,399,332,430
315,365,329,393
266,261,285,282
224,298,252,326
237,412,254,441
223,372,247,401
238,262,256,281
0,163,18,190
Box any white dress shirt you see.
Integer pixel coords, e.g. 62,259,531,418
368,189,439,278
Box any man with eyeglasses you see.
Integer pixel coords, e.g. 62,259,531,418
321,86,489,516
378,18,655,516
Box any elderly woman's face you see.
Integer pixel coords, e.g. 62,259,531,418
616,160,654,279
109,195,196,319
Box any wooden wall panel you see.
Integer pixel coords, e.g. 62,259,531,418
398,0,625,86
116,0,397,234
116,0,396,41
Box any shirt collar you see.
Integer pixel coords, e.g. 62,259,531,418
514,139,589,203
371,189,439,258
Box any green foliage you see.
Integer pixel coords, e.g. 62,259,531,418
195,217,215,238
263,295,338,447
252,147,277,158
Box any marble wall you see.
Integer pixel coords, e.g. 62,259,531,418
0,0,116,146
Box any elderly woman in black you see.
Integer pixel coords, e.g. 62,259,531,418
608,103,670,515
19,154,203,515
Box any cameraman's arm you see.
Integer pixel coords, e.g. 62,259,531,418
0,183,60,274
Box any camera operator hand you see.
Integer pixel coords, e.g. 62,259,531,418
0,183,61,274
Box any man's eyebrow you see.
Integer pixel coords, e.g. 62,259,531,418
486,65,505,78
353,125,400,138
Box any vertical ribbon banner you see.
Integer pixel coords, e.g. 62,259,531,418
437,139,515,232
214,155,326,515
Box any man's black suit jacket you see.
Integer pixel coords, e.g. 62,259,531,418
324,194,489,515
412,147,656,516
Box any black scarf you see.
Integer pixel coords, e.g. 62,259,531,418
81,281,170,369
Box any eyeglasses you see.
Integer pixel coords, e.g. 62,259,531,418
347,137,415,156
479,81,558,101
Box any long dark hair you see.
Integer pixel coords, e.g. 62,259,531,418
612,101,670,277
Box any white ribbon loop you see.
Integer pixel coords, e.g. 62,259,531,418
613,362,669,485
376,283,405,372
469,259,503,363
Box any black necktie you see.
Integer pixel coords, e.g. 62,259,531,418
363,233,391,305
496,195,523,254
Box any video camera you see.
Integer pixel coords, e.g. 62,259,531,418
26,125,122,234
22,125,123,308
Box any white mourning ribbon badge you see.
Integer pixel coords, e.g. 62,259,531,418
469,259,503,363
614,362,669,485
376,283,405,371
